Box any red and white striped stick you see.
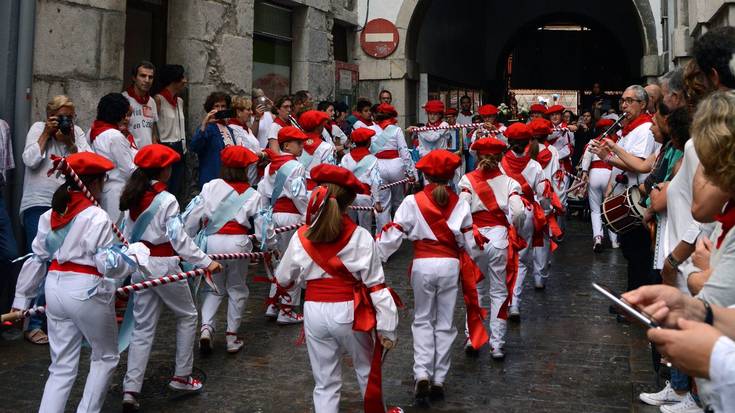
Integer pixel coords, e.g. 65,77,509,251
1,306,46,323
349,205,375,212
409,123,484,133
379,178,411,190
116,268,208,298
246,222,303,240
565,180,587,194
563,170,583,182
208,251,267,261
50,156,129,245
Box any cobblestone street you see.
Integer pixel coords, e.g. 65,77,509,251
0,219,663,412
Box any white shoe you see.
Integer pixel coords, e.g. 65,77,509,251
168,376,203,392
276,308,303,325
534,276,545,289
509,306,520,320
639,381,687,406
265,304,278,319
199,326,213,355
611,240,620,249
659,394,702,413
593,236,603,253
226,333,244,353
491,347,505,360
122,392,140,412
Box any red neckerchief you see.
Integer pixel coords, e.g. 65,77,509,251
130,181,167,221
377,118,397,129
50,191,94,230
350,146,371,162
622,113,653,137
126,85,149,106
536,147,553,169
269,153,297,175
225,181,251,194
159,89,177,107
426,119,443,128
303,132,322,155
89,120,137,149
715,200,735,248
274,117,289,127
501,150,531,175
461,110,473,116
227,118,251,134
355,113,374,126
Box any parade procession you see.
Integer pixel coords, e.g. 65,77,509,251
1,1,735,412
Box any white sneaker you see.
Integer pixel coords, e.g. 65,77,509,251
611,240,620,249
509,306,520,320
276,308,303,325
265,304,278,319
534,276,546,290
122,392,140,412
226,333,244,353
491,347,505,360
168,376,203,392
659,394,702,413
199,326,213,355
639,381,687,406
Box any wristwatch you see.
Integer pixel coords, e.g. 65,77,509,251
698,298,714,325
666,253,682,270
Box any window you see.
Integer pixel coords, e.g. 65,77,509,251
253,2,292,99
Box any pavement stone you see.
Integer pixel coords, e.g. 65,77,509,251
0,218,665,412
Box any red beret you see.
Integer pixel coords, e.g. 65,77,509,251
545,105,565,115
478,104,499,117
350,127,376,144
65,152,114,175
298,110,330,131
445,108,458,116
277,126,308,144
470,137,507,156
528,118,553,137
376,103,398,118
221,146,259,168
596,118,615,129
134,144,181,169
529,104,547,113
423,100,445,114
310,164,368,195
415,150,462,181
504,122,532,141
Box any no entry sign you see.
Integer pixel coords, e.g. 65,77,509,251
360,18,399,59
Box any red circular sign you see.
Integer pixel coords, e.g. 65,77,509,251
360,18,400,59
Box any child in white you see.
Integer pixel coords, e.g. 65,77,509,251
340,127,383,233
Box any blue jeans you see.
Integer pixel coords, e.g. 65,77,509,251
670,367,690,392
23,206,49,331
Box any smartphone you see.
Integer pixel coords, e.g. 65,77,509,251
592,282,659,328
214,109,235,120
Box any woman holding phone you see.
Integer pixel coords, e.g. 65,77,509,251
190,92,240,188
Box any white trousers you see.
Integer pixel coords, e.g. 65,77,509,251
411,257,459,384
41,272,119,413
348,193,375,233
557,174,570,233
123,257,198,393
376,158,406,232
473,243,508,350
588,168,618,243
512,209,535,308
269,212,302,306
200,234,250,334
533,229,551,283
304,300,373,413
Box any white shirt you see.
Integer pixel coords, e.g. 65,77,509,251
701,335,735,413
20,122,91,215
275,225,399,335
417,122,450,158
230,124,261,184
257,112,274,149
299,140,335,183
123,91,158,148
258,158,308,216
340,151,382,203
373,124,417,178
90,128,137,223
611,119,657,194
155,94,186,147
457,111,475,126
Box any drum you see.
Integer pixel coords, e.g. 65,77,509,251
602,186,646,234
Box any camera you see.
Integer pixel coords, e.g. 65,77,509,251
57,115,73,135
214,109,235,120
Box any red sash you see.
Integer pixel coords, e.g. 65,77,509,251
298,216,401,413
142,241,176,257
49,260,101,276
414,190,489,349
501,155,547,247
466,171,527,320
217,221,250,235
590,160,612,170
375,150,399,159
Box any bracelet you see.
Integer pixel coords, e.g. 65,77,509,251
698,298,714,325
666,253,681,270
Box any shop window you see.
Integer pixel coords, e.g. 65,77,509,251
253,2,292,99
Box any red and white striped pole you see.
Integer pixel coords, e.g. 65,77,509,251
379,178,410,190
409,123,484,133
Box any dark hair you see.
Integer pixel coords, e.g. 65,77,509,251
152,64,185,95
221,166,248,183
272,95,292,114
97,93,131,124
131,60,156,77
203,92,231,112
317,100,334,112
371,104,380,114
119,168,163,212
379,89,392,98
562,110,576,122
460,95,471,103
305,183,356,243
356,99,372,112
51,174,105,215
293,90,310,105
657,100,672,116
425,175,450,207
693,26,735,89
667,107,691,150
335,101,349,114
373,111,392,121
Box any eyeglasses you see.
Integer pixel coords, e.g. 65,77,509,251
619,98,642,105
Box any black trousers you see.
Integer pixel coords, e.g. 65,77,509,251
618,225,654,291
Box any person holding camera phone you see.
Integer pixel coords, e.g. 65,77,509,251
190,92,240,188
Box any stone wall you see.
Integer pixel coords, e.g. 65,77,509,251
32,0,126,130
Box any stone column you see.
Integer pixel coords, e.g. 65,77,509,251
32,0,127,129
291,4,335,101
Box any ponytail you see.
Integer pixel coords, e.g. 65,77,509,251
119,167,162,212
425,175,449,207
305,183,356,243
528,139,540,160
476,153,502,171
51,173,105,214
